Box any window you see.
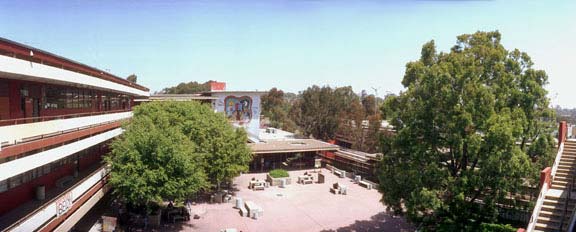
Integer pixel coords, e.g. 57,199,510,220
10,174,22,188
43,164,51,175
0,179,7,193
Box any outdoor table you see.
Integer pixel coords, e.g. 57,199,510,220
299,175,313,184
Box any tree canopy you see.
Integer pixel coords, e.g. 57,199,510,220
126,74,137,83
106,101,251,207
261,88,298,132
161,81,211,94
378,31,555,229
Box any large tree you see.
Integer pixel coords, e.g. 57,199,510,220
106,101,251,208
162,81,211,94
378,31,555,229
261,88,298,132
291,85,348,140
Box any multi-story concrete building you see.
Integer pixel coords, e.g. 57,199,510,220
0,38,149,231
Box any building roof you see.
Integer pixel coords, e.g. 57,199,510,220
258,128,296,141
143,94,219,101
249,139,339,154
206,90,267,95
0,37,149,92
335,149,382,163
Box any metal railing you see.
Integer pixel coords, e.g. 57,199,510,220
0,109,130,126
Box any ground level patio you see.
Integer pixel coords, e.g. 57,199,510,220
77,168,413,232
178,168,413,232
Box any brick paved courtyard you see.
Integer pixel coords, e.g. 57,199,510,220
176,168,414,232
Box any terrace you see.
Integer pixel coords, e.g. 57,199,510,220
174,168,413,232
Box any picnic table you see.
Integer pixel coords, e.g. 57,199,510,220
298,175,314,184
249,180,266,190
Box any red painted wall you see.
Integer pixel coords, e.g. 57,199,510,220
0,150,105,215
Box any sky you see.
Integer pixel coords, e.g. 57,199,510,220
1,1,575,107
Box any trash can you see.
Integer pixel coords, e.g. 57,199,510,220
354,175,361,183
235,198,243,209
36,185,45,200
280,179,286,188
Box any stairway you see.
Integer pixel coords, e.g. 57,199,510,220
534,140,576,232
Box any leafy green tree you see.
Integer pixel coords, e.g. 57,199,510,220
378,31,555,229
181,102,253,190
106,102,208,208
126,74,137,83
162,81,211,94
261,88,298,132
361,90,378,117
106,101,252,208
292,85,341,140
292,85,366,140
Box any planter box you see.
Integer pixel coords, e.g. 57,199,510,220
266,174,291,186
148,210,161,226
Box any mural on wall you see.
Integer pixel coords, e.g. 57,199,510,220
213,92,262,139
224,96,252,124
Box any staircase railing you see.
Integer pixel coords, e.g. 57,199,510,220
567,201,576,231
526,142,565,232
551,142,565,179
566,161,576,231
559,166,575,231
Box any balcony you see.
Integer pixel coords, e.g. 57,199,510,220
0,164,109,231
0,128,121,181
0,55,149,96
0,110,131,151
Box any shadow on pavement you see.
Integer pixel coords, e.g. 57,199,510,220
320,211,414,232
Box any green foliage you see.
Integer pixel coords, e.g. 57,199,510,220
261,88,298,132
106,101,252,207
162,81,211,94
126,74,137,83
378,31,555,229
269,169,289,178
291,86,366,140
479,223,517,232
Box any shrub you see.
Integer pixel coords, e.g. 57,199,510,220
479,223,517,232
269,169,289,178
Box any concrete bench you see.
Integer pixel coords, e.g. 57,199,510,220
359,180,372,190
239,206,248,217
334,170,346,178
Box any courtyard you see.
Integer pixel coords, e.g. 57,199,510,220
176,168,413,232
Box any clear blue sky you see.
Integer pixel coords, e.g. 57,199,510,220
1,1,575,107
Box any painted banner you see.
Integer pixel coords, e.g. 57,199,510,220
55,192,73,217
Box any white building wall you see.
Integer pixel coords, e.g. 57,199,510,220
0,55,149,96
0,128,122,181
0,111,131,150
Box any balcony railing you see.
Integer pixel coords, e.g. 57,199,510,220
0,110,131,150
2,165,109,232
0,109,129,126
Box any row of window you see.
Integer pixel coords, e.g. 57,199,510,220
43,86,131,110
44,87,95,109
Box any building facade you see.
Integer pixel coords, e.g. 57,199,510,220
0,38,149,231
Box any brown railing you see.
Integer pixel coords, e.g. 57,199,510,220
0,109,131,126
